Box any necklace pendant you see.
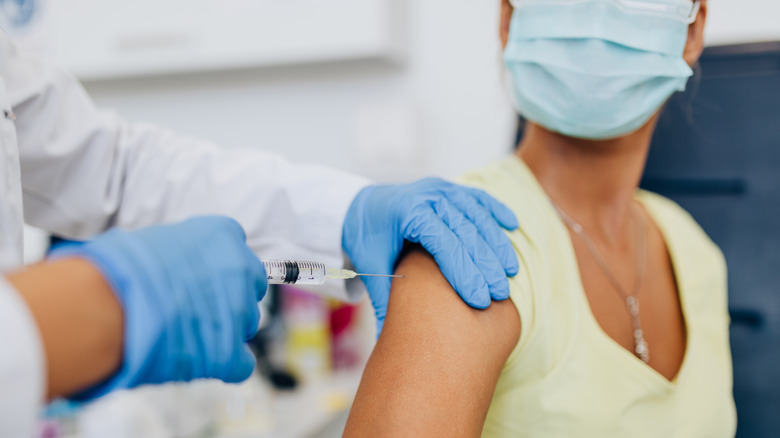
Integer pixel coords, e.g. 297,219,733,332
626,296,639,316
632,326,650,364
627,297,650,363
635,334,650,364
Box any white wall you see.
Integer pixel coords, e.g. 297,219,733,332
705,0,780,47
80,0,518,184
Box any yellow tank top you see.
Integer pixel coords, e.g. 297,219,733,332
459,156,737,438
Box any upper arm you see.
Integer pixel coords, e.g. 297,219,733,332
344,249,521,437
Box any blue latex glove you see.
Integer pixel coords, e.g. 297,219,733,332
49,216,267,400
342,178,520,333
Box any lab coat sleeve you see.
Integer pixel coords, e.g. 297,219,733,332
0,277,45,438
1,35,370,300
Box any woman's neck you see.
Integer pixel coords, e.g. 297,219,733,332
517,118,658,246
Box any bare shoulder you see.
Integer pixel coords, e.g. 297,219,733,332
344,248,521,437
386,248,520,350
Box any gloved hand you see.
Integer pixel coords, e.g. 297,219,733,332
342,178,520,333
49,216,267,400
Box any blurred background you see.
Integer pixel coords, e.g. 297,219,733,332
1,0,779,437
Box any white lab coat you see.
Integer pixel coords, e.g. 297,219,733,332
0,30,369,437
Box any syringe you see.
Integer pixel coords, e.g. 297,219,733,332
262,260,404,285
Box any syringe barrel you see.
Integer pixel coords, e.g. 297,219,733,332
262,260,328,285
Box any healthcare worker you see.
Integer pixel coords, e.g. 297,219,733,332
0,28,521,437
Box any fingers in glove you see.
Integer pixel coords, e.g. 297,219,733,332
243,245,269,302
464,187,519,231
217,216,249,242
406,208,492,309
432,198,512,301
182,215,248,244
213,278,258,379
243,295,262,342
447,189,520,278
174,262,212,381
223,345,257,384
228,247,264,341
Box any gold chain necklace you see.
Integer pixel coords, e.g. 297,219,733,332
552,202,650,363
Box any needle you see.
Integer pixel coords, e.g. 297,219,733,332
355,273,405,278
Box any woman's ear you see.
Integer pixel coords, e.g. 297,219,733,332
500,0,514,49
683,0,708,66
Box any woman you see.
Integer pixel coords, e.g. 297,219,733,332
344,0,736,436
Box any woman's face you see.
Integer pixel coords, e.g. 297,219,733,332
499,0,708,67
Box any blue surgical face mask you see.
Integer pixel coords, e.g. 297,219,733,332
504,0,698,140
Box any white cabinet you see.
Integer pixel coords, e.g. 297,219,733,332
45,0,404,81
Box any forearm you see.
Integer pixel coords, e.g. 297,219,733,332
7,258,124,400
111,130,369,264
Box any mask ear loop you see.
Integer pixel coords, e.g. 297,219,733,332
687,0,701,24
